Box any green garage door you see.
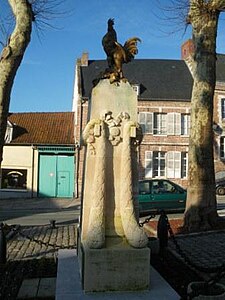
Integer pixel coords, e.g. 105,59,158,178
38,154,74,198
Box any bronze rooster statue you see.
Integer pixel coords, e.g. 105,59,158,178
102,18,141,83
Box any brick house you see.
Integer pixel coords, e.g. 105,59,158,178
72,40,225,195
1,112,76,199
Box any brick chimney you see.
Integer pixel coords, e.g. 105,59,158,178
81,52,89,66
181,39,195,78
181,39,194,60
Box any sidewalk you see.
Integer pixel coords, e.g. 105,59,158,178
0,197,81,226
0,197,81,210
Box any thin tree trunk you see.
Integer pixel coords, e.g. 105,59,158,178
184,1,219,231
0,0,32,168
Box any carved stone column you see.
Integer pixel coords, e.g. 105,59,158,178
78,79,150,292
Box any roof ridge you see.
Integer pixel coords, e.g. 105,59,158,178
9,111,73,115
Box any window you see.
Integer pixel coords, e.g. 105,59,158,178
153,113,167,135
132,84,140,96
221,99,225,120
167,113,181,135
167,152,181,178
162,180,180,194
220,137,225,158
139,181,150,194
139,112,153,134
145,151,166,178
153,151,166,177
139,112,190,136
181,152,188,178
153,180,180,194
145,151,152,177
144,151,188,179
1,169,27,190
181,114,190,135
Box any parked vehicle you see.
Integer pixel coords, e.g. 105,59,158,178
216,179,225,195
138,179,186,216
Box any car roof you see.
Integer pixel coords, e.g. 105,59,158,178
139,179,170,182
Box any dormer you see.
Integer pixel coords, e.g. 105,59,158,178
131,84,140,96
5,121,14,143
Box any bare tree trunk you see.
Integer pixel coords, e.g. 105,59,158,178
184,1,219,231
0,0,32,167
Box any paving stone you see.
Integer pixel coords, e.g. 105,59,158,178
17,241,30,259
37,277,56,298
17,278,39,299
168,230,225,275
7,225,77,261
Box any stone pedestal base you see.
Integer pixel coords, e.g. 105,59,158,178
79,236,150,293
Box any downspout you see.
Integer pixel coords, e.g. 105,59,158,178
75,98,84,198
73,58,82,198
31,145,35,198
74,143,79,198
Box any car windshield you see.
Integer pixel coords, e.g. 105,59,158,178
151,179,185,194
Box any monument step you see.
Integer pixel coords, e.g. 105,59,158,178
55,249,180,299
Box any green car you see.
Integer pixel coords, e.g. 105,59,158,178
138,179,186,216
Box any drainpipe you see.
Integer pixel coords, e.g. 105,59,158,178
73,58,83,198
75,142,80,198
31,145,35,198
75,97,84,198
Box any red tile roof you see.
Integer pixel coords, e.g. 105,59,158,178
8,112,74,145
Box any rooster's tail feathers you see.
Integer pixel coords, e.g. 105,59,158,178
123,37,141,61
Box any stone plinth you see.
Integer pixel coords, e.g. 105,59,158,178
80,238,150,292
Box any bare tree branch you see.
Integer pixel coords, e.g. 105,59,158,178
151,0,190,36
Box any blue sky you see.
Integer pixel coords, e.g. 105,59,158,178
1,0,225,112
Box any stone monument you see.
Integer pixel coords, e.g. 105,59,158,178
78,19,150,293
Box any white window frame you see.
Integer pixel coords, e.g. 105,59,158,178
181,114,190,136
145,150,188,179
167,113,181,135
152,151,166,177
138,112,153,134
145,151,152,177
132,84,140,96
181,152,188,178
166,151,181,178
153,113,167,135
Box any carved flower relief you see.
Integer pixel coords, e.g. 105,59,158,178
85,111,142,153
85,124,100,155
86,133,96,155
100,110,132,146
108,126,121,145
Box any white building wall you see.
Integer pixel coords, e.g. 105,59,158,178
0,145,39,199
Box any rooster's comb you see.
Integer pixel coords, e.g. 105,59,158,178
108,18,114,26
